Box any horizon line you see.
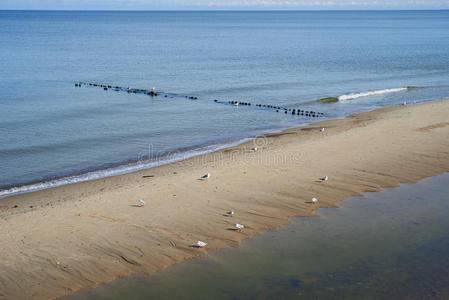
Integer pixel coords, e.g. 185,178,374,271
1,8,449,11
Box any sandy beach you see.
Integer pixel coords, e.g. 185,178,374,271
1,100,449,300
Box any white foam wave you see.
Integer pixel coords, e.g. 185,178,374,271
0,138,252,198
338,87,409,101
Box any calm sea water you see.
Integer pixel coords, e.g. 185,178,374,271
1,10,449,196
65,173,449,300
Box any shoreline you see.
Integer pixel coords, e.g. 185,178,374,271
65,172,449,299
0,136,256,198
1,100,449,300
1,113,312,198
0,95,439,199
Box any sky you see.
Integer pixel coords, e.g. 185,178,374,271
1,0,449,10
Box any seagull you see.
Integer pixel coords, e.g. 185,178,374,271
320,128,325,132
202,173,211,179
197,241,207,248
402,101,407,106
312,197,318,203
227,210,235,216
138,199,146,207
251,147,257,151
319,176,329,181
234,102,239,106
235,223,245,230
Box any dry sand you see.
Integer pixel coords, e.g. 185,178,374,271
1,100,449,299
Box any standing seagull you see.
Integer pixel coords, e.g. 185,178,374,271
197,241,207,248
251,147,258,151
202,173,211,179
319,176,329,182
227,210,235,217
138,199,146,207
312,197,318,203
320,128,325,132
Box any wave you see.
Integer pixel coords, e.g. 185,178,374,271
338,87,414,101
0,138,252,198
314,86,416,104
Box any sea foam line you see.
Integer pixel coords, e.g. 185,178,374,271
338,87,410,101
0,138,252,199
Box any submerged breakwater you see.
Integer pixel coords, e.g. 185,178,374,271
76,82,160,96
78,82,326,118
216,100,325,117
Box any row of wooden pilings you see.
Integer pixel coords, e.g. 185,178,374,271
76,82,326,118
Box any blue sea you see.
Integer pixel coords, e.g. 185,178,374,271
1,10,449,196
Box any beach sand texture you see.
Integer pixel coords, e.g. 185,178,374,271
1,100,448,300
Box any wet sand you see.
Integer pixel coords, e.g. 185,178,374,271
64,173,449,300
1,100,449,299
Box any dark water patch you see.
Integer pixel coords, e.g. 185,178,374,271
315,96,339,104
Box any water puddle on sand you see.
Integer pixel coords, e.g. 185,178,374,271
65,173,449,300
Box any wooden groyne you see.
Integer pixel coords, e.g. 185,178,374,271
75,82,326,118
76,82,159,96
214,100,325,118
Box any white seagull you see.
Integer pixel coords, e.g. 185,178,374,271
251,147,258,151
138,199,146,207
197,241,207,248
202,173,211,179
227,210,235,216
320,128,325,132
234,102,239,106
312,197,318,203
235,223,245,231
402,101,407,106
319,176,329,181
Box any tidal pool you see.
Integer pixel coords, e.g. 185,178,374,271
66,173,449,299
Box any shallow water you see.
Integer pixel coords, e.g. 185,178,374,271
1,11,449,196
66,173,449,299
